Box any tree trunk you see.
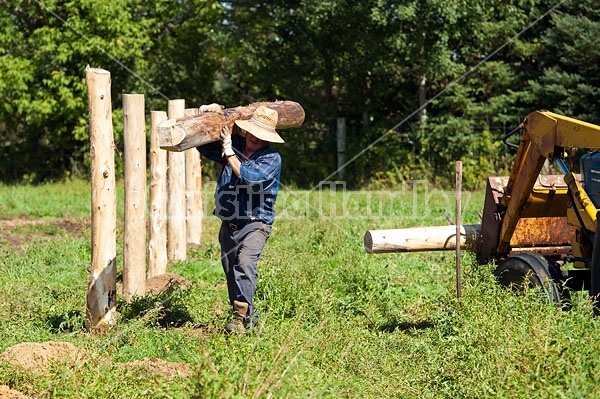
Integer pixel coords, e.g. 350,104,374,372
418,73,427,126
364,224,481,254
159,100,305,152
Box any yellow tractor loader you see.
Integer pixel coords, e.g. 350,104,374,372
364,111,600,304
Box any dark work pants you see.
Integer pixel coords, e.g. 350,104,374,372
219,221,271,317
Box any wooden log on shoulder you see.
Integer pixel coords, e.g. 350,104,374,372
159,100,305,152
364,224,481,254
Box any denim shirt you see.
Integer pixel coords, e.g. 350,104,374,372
197,137,281,225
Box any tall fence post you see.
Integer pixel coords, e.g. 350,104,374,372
123,94,147,301
337,117,346,180
456,161,463,300
167,99,187,261
149,111,168,278
185,107,203,246
86,66,117,329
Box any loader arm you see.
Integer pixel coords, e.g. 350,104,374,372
496,111,600,256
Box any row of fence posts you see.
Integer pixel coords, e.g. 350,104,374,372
86,67,203,329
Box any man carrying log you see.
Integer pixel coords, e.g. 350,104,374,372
197,105,284,334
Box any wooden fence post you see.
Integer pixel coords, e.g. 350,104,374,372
185,107,203,246
86,66,117,329
337,117,346,180
149,111,168,278
167,99,187,260
123,94,147,301
456,161,463,300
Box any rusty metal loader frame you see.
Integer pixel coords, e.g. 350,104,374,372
477,111,600,303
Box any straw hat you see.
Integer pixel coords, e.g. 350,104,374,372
235,106,284,143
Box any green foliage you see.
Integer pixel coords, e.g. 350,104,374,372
1,1,146,180
0,0,222,182
2,0,600,188
412,116,507,189
530,0,600,123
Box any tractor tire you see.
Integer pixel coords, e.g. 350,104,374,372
493,253,562,305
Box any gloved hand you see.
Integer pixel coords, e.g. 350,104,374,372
199,103,225,114
221,126,235,157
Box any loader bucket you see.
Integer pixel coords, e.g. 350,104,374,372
477,175,575,264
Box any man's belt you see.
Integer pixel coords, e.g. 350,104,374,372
228,222,242,231
227,220,253,231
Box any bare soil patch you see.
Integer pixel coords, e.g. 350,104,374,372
146,272,192,295
0,341,192,390
0,385,29,399
0,216,89,253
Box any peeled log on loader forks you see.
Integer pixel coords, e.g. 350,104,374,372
158,100,305,152
364,110,600,305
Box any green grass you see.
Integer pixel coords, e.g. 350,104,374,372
1,180,599,398
0,179,92,219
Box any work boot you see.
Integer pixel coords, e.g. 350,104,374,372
225,300,249,334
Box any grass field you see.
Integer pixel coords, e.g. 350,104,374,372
1,179,600,398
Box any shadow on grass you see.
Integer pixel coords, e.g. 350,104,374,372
378,319,434,333
46,280,195,333
119,282,195,328
46,309,86,333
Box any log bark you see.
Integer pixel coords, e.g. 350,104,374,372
159,100,305,152
364,224,481,254
123,94,147,301
86,66,117,329
148,110,168,278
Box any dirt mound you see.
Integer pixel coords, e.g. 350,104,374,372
0,341,86,373
0,385,29,399
123,358,192,380
146,272,192,295
1,341,192,378
0,343,193,397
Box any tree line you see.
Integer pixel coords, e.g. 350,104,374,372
1,0,599,188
